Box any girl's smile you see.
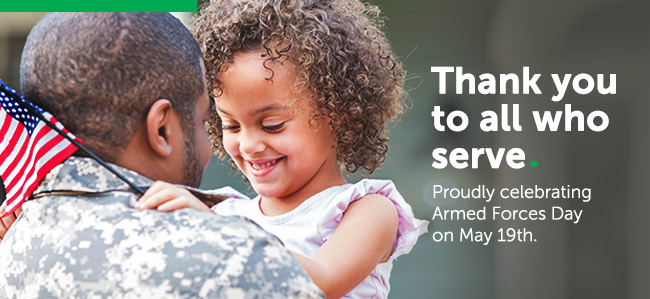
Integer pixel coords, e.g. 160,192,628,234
247,157,284,176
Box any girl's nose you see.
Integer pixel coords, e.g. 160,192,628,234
238,129,266,155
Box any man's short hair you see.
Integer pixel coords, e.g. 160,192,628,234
20,12,204,162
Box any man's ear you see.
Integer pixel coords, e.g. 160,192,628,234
146,99,175,157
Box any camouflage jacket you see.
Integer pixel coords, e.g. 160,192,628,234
0,157,323,299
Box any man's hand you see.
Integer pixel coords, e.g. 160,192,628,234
135,181,213,213
0,202,22,241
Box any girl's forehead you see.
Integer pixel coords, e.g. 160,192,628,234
230,50,295,74
214,92,311,115
215,50,314,111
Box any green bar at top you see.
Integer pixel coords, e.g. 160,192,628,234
2,0,197,12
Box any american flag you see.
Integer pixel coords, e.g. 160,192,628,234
0,80,82,217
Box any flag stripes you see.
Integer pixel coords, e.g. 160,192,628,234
0,82,81,217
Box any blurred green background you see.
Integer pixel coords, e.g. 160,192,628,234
0,1,647,298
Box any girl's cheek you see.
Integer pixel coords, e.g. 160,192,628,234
223,135,248,173
222,134,239,157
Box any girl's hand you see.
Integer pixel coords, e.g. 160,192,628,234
0,202,22,242
135,181,213,213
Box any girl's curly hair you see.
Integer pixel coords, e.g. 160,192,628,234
193,0,406,174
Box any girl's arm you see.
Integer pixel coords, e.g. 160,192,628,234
294,194,399,299
135,181,213,213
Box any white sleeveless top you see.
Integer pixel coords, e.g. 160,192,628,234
212,179,428,299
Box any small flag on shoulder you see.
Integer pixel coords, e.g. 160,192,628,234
0,80,82,217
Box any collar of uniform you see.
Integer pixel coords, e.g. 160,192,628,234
32,156,153,196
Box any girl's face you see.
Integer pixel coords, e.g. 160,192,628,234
216,50,344,204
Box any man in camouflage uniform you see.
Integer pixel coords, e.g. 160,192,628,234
0,12,323,298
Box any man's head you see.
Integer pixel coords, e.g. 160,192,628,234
20,12,212,187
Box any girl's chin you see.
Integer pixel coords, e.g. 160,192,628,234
250,184,283,198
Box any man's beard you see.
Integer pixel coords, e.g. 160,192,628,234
182,129,203,188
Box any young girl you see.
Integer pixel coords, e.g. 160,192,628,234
138,0,428,297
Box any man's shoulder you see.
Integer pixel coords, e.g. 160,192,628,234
86,197,285,256
1,195,324,298
126,205,274,241
104,206,324,298
29,189,276,249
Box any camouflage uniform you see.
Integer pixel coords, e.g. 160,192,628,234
0,157,323,299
